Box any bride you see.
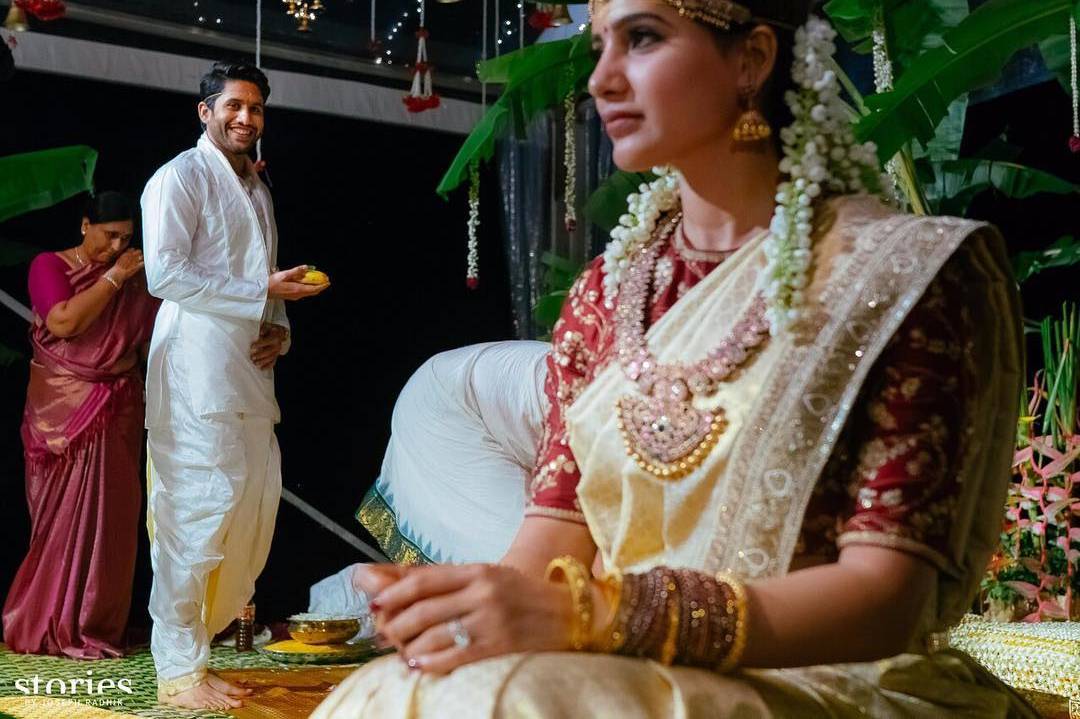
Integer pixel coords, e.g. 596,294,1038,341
317,0,1033,715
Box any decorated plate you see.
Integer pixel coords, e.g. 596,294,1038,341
258,638,380,665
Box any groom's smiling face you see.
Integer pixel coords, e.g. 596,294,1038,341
199,79,265,157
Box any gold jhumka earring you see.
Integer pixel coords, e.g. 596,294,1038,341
732,84,771,143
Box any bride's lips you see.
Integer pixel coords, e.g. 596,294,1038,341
601,111,643,139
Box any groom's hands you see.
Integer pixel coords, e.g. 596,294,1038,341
268,265,329,300
250,323,288,369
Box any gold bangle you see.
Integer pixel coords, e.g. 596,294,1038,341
102,274,121,291
591,571,623,652
714,572,749,673
545,555,593,651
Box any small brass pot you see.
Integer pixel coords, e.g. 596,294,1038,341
287,617,361,645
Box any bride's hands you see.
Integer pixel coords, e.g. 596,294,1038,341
368,564,575,674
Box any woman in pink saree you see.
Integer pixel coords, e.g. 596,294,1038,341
3,192,160,658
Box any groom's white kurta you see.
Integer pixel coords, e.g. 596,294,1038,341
141,133,288,694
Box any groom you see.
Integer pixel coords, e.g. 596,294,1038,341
141,61,327,710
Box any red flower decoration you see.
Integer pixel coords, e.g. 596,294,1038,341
1069,135,1080,154
528,10,554,30
415,28,430,39
15,0,66,22
366,38,383,57
403,94,441,113
466,277,479,290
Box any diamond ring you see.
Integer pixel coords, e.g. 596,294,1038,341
448,618,471,649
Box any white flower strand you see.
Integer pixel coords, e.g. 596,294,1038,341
601,167,680,309
761,16,887,332
564,92,579,232
872,27,905,207
599,16,888,331
466,163,480,287
1070,17,1078,140
871,29,893,93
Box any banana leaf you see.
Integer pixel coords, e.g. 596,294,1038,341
437,33,596,198
824,0,968,71
0,146,97,223
533,250,585,333
540,250,583,296
918,158,1080,216
1013,236,1080,283
583,170,654,231
915,94,967,162
534,290,570,331
1038,32,1071,88
855,0,1076,162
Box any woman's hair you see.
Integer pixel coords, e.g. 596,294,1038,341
84,191,135,225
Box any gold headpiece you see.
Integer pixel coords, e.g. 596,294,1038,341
587,0,805,31
588,0,752,30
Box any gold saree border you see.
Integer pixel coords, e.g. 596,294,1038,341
710,196,1023,633
356,488,432,566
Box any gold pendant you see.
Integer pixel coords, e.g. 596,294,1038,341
616,395,727,481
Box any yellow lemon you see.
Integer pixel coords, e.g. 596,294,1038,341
300,268,330,285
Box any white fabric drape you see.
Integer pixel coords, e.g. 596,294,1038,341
370,341,549,563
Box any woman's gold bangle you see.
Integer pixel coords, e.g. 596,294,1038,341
545,555,593,651
592,571,623,652
714,571,749,673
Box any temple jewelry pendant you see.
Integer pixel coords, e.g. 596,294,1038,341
616,394,727,480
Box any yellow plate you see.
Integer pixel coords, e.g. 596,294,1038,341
259,639,379,665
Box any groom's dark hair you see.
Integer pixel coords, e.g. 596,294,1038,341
199,61,271,107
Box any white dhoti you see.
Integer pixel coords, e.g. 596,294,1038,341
140,132,290,696
146,378,281,694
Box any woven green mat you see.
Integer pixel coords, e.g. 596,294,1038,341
0,643,294,718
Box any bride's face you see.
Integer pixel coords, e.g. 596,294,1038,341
588,0,745,172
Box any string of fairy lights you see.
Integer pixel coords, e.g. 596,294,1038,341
376,0,526,66
190,0,531,71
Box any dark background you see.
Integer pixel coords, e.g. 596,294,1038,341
0,67,514,633
1,62,1078,639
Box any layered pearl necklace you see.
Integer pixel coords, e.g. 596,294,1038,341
614,212,771,481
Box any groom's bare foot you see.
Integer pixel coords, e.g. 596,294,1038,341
158,680,244,711
206,672,253,697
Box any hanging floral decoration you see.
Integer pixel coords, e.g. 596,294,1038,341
466,162,481,289
404,27,442,112
563,90,578,232
14,0,66,22
1069,17,1078,153
528,7,554,30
